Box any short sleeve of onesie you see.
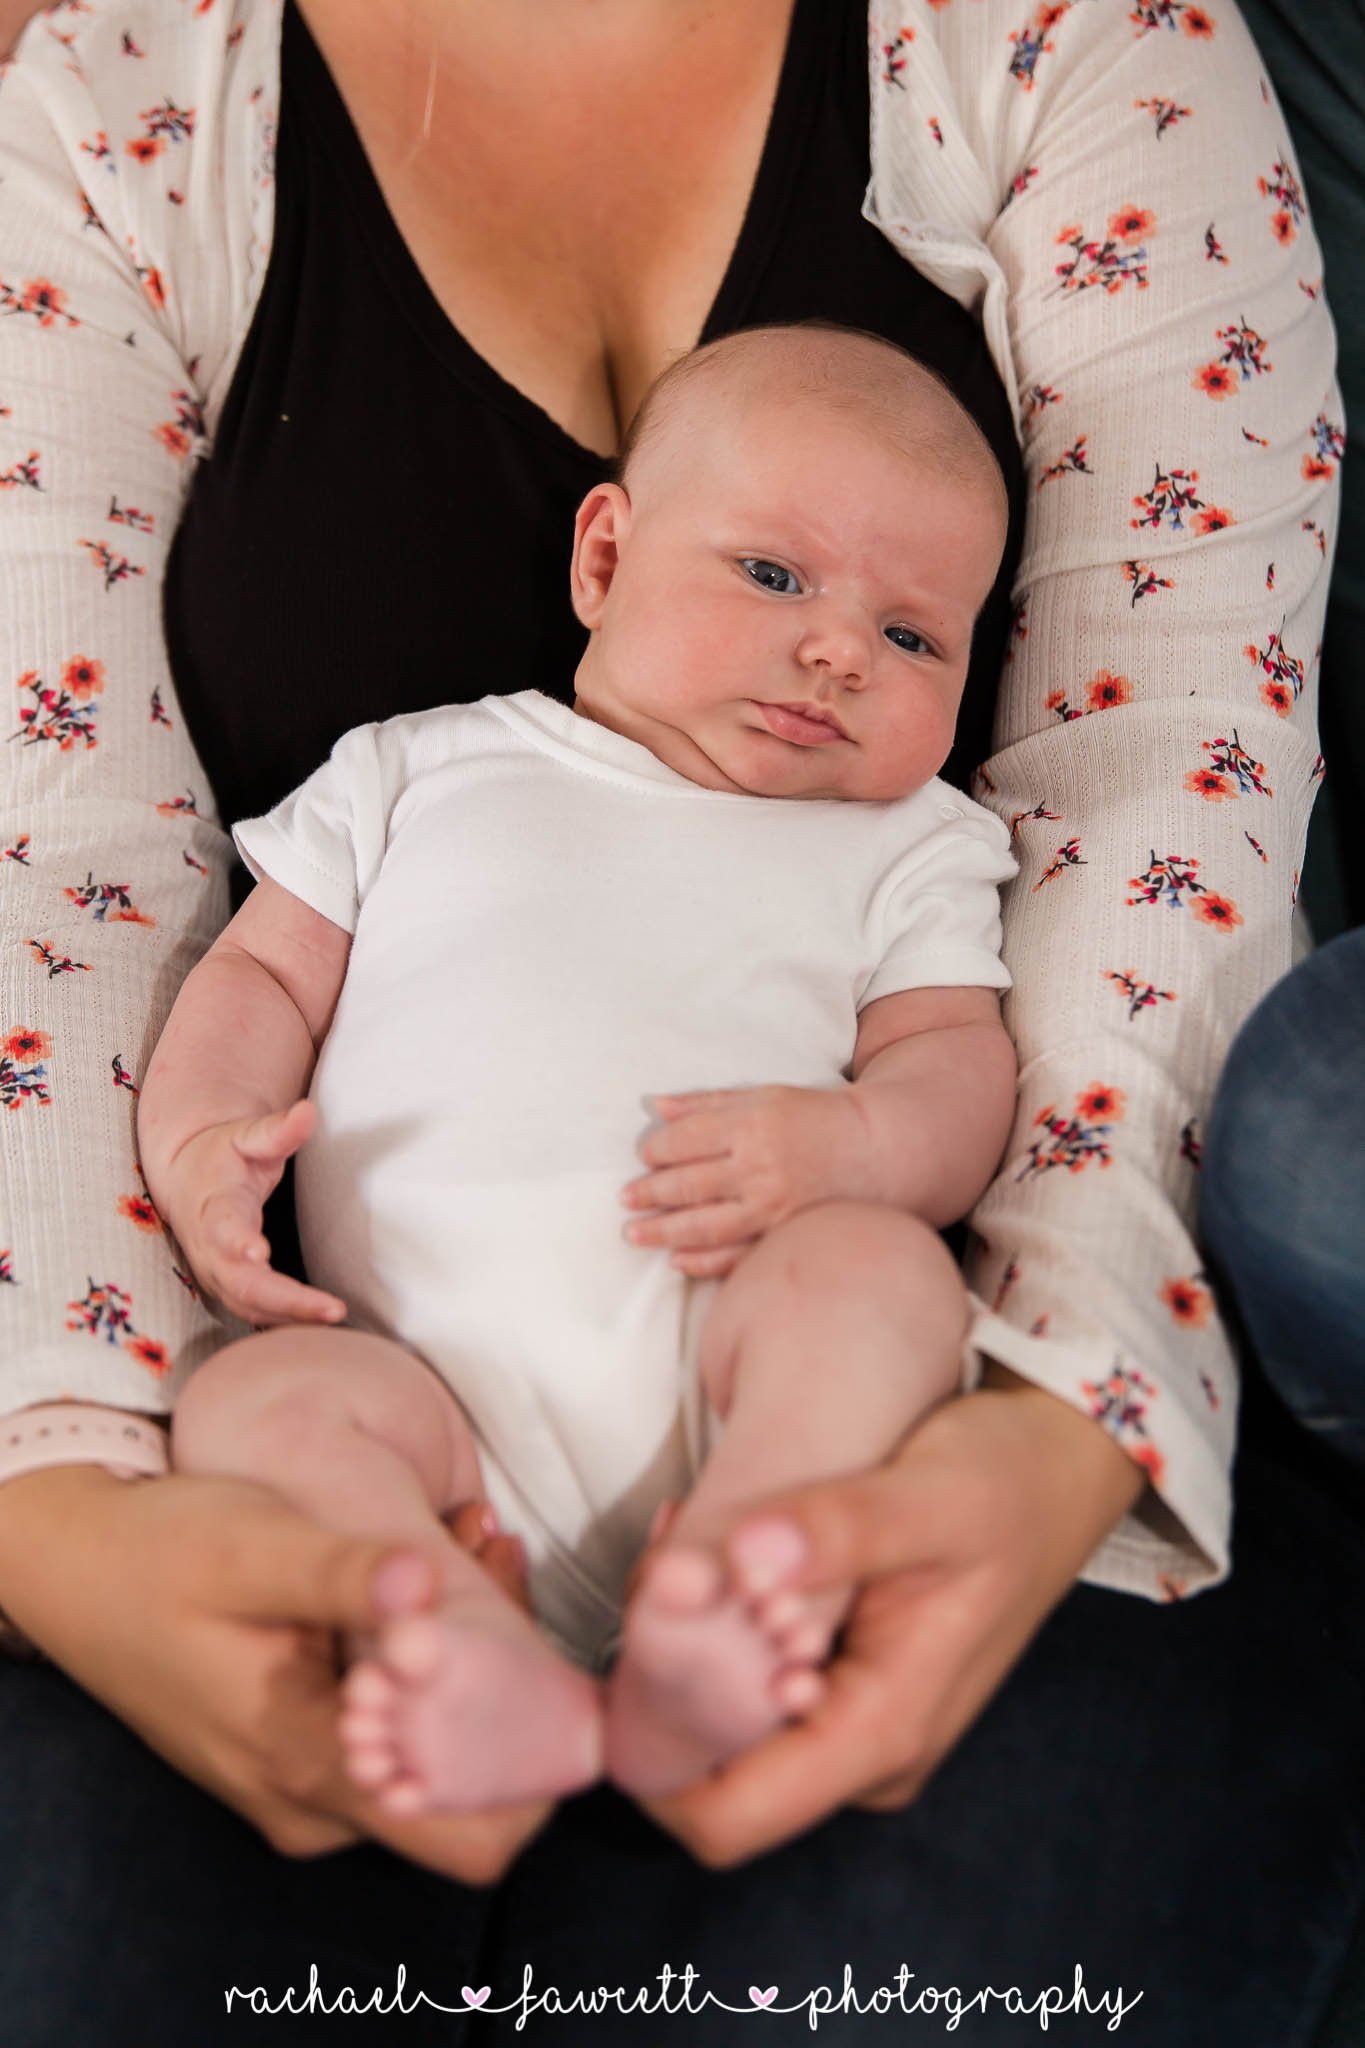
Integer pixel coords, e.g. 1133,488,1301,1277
860,792,1018,1010
233,721,387,934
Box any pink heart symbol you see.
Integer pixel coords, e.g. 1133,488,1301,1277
749,1986,778,2008
462,1986,491,2008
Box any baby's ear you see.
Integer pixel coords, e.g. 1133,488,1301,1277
569,483,632,629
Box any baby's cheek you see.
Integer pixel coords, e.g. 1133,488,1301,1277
873,701,956,798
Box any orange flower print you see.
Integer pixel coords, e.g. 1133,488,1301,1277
1194,362,1235,399
124,1335,171,1374
1078,1083,1126,1122
1087,669,1131,710
117,1193,161,1232
1258,160,1304,244
1055,224,1083,247
1182,6,1214,34
62,655,106,700
1161,1274,1213,1326
1192,890,1242,932
126,135,164,164
1245,625,1304,715
1108,205,1154,245
152,389,205,464
1186,768,1232,800
1019,1086,1123,1179
1129,1442,1167,1488
4,1027,51,1063
1082,1360,1161,1481
141,266,167,312
1194,505,1234,534
1,1027,52,1108
17,279,75,328
1302,456,1333,481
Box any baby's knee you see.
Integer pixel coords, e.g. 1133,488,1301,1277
770,1200,964,1310
706,1201,967,1388
172,1327,405,1476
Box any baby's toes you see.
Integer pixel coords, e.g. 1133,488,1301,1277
641,1544,725,1614
342,1658,399,1715
343,1736,398,1790
753,1584,849,1668
375,1773,433,1818
339,1659,403,1787
379,1613,448,1684
773,1665,826,1716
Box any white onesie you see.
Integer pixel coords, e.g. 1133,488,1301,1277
234,690,1016,1668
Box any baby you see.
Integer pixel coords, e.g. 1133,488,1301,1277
138,323,1018,1819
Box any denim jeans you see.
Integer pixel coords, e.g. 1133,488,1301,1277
1201,927,1365,1468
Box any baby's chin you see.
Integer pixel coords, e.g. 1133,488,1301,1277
716,741,920,805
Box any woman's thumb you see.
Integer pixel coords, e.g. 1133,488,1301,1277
727,1462,932,1597
219,1500,436,1629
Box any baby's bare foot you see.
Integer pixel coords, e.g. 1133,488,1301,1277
604,1536,848,1798
340,1597,603,1815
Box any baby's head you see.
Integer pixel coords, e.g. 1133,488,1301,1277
570,322,1009,802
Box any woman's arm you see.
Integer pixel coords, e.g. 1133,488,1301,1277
0,0,43,60
0,0,275,1408
0,1,543,1874
867,0,1338,1593
645,0,1338,1862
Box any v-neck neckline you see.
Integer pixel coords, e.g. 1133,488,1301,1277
281,0,827,467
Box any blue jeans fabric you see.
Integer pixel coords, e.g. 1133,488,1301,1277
1201,927,1365,1468
1,1377,1363,2048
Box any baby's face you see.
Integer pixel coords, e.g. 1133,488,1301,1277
572,397,1006,802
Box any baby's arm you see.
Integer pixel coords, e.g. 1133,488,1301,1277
138,877,353,1327
621,986,1016,1277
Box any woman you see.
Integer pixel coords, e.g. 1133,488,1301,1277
0,0,1359,2039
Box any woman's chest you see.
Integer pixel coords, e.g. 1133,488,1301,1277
292,0,796,455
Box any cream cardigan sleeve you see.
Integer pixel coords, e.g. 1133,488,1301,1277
0,0,278,1411
867,0,1339,1595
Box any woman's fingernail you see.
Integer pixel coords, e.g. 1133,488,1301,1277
477,1504,499,1539
729,1520,808,1592
371,1552,434,1614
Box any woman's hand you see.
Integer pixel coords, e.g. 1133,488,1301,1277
642,1369,1146,1866
0,1463,541,1885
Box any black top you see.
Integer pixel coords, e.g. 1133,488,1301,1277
164,0,1023,840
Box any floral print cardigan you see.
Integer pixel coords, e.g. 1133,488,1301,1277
0,0,1341,1598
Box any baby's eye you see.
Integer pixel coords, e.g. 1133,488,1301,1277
885,624,930,656
741,558,801,594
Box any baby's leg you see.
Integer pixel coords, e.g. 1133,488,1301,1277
173,1329,601,1816
605,1201,968,1796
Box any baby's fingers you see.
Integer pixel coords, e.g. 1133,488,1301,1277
625,1200,747,1252
622,1159,734,1214
214,1257,347,1329
200,1185,270,1268
670,1245,751,1279
637,1107,731,1170
233,1098,316,1168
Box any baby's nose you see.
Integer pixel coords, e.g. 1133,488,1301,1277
796,611,872,683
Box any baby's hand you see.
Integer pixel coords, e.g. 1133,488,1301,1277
621,1085,862,1278
164,1100,347,1327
